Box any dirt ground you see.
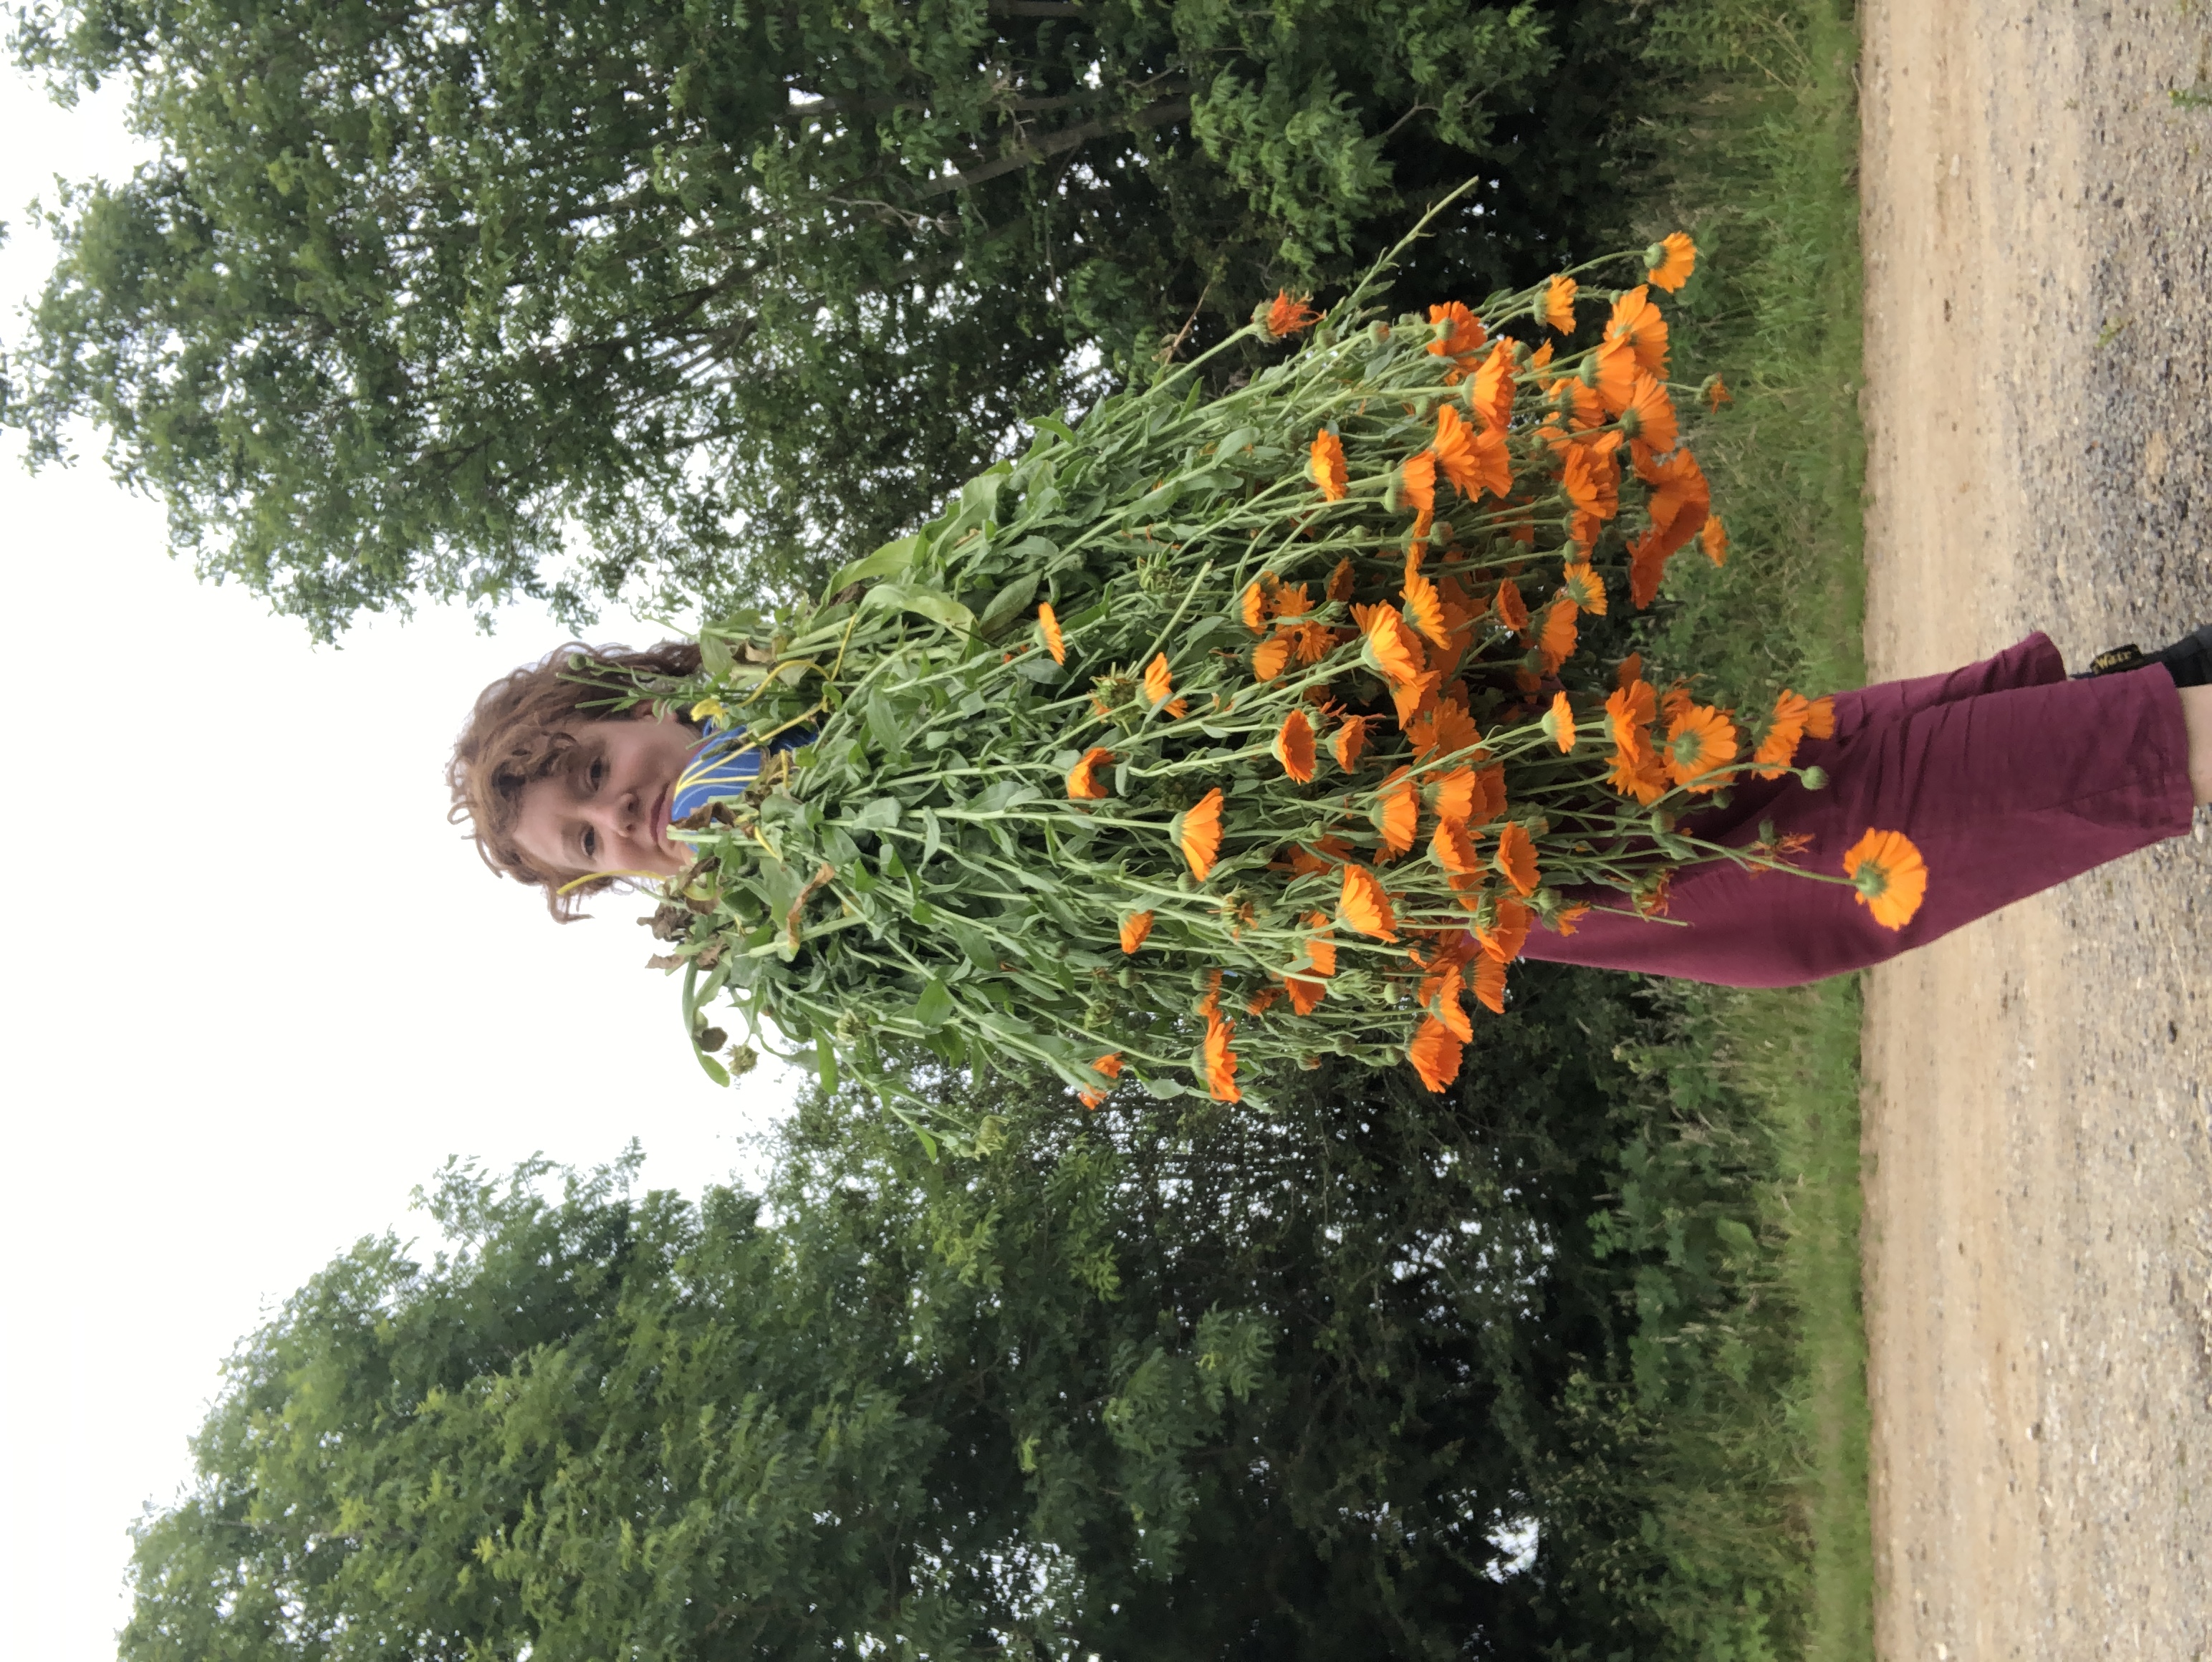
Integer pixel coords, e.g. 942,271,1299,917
1858,0,2212,1654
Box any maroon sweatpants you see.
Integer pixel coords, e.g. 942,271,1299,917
1516,634,2198,987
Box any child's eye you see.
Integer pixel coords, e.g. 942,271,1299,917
585,757,607,792
582,827,599,860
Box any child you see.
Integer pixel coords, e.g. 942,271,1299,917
450,626,2212,985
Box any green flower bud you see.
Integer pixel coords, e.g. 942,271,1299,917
1801,765,1829,789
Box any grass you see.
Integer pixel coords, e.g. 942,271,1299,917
1626,0,1877,1653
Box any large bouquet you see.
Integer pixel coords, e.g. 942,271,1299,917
598,205,1910,1143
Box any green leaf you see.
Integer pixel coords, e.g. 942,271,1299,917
814,1027,841,1094
913,976,954,1029
976,572,1040,639
826,534,923,598
860,581,977,635
698,631,736,678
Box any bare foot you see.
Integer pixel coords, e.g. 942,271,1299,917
2180,683,2212,806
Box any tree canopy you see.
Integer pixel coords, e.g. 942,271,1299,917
5,0,1638,637
122,969,1810,1660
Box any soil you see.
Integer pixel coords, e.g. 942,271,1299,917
1859,0,2212,1654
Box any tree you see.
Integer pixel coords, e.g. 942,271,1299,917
126,964,1807,1660
6,0,1640,638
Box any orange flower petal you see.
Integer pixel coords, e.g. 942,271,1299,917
1309,430,1349,501
1646,231,1697,294
1333,715,1370,772
1178,788,1224,881
1339,863,1399,941
1285,976,1326,1015
1471,954,1508,1015
1253,634,1294,681
1375,766,1420,858
1066,745,1115,800
1408,1014,1464,1092
1118,911,1155,954
1547,690,1577,753
1038,600,1067,665
1494,820,1540,896
1843,827,1928,930
1077,1052,1124,1109
1203,1012,1241,1102
1543,274,1579,335
1274,708,1318,782
1143,653,1175,706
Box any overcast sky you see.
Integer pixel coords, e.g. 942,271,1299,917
0,75,802,1662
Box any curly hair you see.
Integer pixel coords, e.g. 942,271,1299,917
448,640,702,921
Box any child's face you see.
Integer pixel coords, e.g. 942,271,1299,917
512,711,699,880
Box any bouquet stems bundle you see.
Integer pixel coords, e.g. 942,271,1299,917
608,198,1912,1143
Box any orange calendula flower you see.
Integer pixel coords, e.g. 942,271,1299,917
1619,371,1678,453
1143,653,1175,706
1196,968,1224,1019
1303,913,1337,976
1334,714,1372,772
1427,300,1487,368
1066,746,1115,800
1310,429,1350,501
1473,895,1531,964
1253,634,1294,681
1471,954,1508,1015
1401,448,1438,534
1363,602,1425,683
1327,556,1356,602
1403,570,1451,650
1285,976,1327,1015
1241,580,1270,633
1178,788,1224,881
1604,687,1667,805
1119,911,1155,954
1706,375,1733,412
1039,601,1067,665
1468,340,1516,432
1843,828,1928,931
1546,690,1577,753
1375,766,1420,858
1754,690,1813,777
1594,337,1639,418
1560,559,1608,616
1555,903,1592,936
1615,652,1645,690
1544,274,1579,335
1494,820,1540,896
1274,708,1318,782
1389,669,1441,729
1289,620,1335,665
1427,964,1473,1041
1537,599,1579,673
1265,289,1322,337
1494,579,1530,635
1804,695,1837,740
1663,704,1739,791
1640,445,1711,557
1246,986,1281,1017
1077,1053,1124,1110
1272,582,1311,619
1605,284,1670,378
1408,1014,1465,1092
1645,231,1698,293
1430,815,1481,875
1560,444,1621,546
1203,1012,1241,1102
1430,765,1480,826
1433,401,1509,501
1339,863,1400,941
1701,514,1728,567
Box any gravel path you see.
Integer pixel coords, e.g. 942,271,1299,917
1859,0,2212,1654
